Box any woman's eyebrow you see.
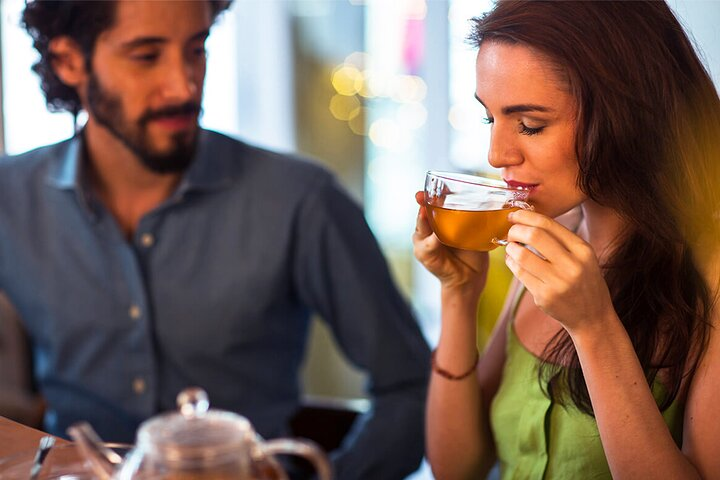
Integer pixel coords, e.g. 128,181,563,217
475,94,554,114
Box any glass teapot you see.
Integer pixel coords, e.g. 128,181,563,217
67,387,333,480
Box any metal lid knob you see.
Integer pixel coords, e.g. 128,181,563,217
177,387,210,418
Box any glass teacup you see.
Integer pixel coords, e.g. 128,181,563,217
424,170,532,251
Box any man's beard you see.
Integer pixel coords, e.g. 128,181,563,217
86,73,201,174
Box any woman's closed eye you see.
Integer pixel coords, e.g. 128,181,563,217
519,122,545,135
482,116,545,136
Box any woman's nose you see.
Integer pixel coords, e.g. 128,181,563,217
487,124,522,168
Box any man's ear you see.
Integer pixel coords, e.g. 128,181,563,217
48,36,87,87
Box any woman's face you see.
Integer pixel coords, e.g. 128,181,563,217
475,41,585,218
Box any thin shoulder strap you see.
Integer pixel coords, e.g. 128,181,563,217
508,283,526,328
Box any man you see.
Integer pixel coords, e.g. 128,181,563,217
0,1,430,478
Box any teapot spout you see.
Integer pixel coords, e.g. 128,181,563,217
67,421,122,480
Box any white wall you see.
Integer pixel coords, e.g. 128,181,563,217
669,0,720,90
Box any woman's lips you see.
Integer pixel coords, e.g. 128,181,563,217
504,179,539,191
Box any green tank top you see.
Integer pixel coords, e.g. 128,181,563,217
489,319,684,479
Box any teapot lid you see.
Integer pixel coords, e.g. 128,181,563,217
137,388,256,466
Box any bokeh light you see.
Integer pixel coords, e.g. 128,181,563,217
329,94,362,121
331,64,364,96
344,51,370,69
363,69,392,98
390,75,427,103
348,107,369,135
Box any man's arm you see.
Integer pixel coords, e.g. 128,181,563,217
0,292,45,427
293,175,430,480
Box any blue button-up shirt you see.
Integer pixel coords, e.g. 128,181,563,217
0,130,430,479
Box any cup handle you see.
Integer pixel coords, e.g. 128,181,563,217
509,199,534,211
256,438,333,480
491,200,534,247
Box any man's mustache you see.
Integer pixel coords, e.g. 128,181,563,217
139,102,202,124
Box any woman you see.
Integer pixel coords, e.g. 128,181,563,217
413,1,720,478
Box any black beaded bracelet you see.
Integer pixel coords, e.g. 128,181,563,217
431,348,479,380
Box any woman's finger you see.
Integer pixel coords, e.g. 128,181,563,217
505,240,557,283
508,209,586,254
414,203,434,239
505,223,575,272
505,249,545,292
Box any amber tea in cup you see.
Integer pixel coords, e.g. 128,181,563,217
424,170,532,251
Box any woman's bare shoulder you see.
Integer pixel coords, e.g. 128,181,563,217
681,244,720,476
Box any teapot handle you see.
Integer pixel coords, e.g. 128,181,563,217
67,422,123,480
258,439,333,480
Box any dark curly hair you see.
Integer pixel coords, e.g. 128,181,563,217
21,0,232,117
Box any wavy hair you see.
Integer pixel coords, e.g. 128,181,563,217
470,0,720,415
21,0,232,117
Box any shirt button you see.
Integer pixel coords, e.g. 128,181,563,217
140,233,154,247
132,377,146,395
129,304,142,320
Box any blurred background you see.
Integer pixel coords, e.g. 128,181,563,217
1,1,718,478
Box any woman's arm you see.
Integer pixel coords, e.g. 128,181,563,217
413,192,513,479
682,297,720,478
504,209,718,479
679,249,720,477
571,292,720,478
572,317,705,479
426,286,512,479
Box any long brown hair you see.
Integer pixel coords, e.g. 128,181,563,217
470,1,720,415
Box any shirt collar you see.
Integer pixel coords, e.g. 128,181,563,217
46,133,83,190
46,129,239,202
45,133,103,221
175,129,238,195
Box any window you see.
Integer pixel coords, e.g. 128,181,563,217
0,0,248,155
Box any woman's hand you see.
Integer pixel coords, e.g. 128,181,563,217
503,209,615,335
412,191,489,297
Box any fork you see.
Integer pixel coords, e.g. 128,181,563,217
29,435,56,480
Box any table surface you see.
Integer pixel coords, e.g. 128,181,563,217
0,416,68,458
